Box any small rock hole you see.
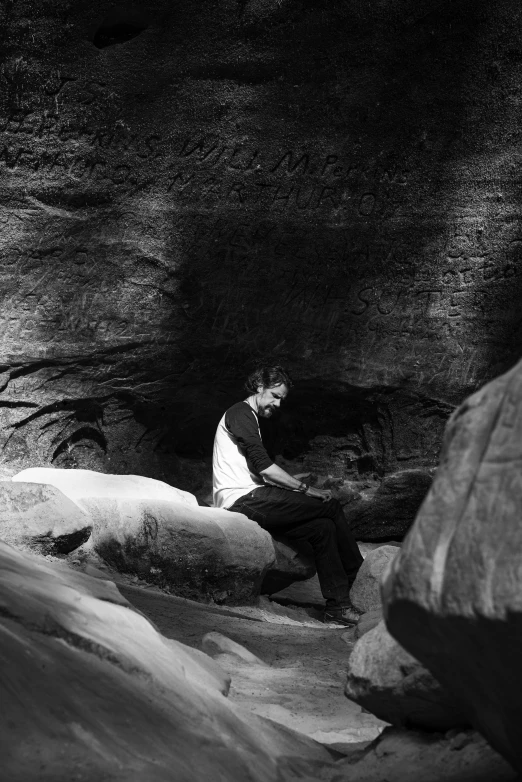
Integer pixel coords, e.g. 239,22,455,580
91,5,151,49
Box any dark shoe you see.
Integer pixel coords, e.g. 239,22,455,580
323,605,360,626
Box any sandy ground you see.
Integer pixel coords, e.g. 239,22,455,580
114,579,387,751
54,541,388,752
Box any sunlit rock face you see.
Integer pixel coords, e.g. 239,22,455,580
0,0,521,482
382,357,522,773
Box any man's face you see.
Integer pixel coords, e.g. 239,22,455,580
256,383,288,418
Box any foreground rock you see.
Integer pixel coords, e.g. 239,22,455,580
0,481,91,554
1,542,334,781
345,470,432,540
13,468,276,604
383,359,522,774
332,727,519,782
345,621,469,730
349,545,398,613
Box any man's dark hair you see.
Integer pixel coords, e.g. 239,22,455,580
244,365,293,394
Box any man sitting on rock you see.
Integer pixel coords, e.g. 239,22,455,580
212,365,364,626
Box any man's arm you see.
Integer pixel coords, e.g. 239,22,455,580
225,403,274,473
226,403,332,501
260,463,332,502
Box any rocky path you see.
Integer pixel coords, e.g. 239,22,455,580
118,582,387,752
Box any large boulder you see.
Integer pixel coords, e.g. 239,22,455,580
1,542,334,781
382,358,522,775
345,621,469,731
344,470,433,541
82,499,276,605
0,481,91,554
349,545,399,613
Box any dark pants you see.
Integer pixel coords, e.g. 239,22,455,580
228,486,363,608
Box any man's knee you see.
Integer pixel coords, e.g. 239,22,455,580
323,497,343,517
309,517,336,546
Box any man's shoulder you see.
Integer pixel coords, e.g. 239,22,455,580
225,400,254,420
224,401,257,431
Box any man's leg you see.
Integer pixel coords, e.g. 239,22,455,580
328,500,364,586
267,516,352,606
229,486,363,608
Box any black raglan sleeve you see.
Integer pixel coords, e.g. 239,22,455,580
225,403,274,474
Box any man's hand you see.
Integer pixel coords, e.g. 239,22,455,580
259,464,333,501
293,472,332,502
305,486,333,502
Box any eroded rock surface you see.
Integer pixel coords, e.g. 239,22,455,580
343,470,433,540
345,620,469,731
0,1,520,488
0,542,334,781
0,480,91,553
383,358,522,775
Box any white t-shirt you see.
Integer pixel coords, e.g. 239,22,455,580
212,401,274,509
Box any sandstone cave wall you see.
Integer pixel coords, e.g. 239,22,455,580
0,0,521,485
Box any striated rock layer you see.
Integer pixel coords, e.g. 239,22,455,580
383,358,522,773
0,1,521,482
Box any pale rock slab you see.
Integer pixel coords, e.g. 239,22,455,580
345,620,469,730
13,467,198,512
0,481,91,554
